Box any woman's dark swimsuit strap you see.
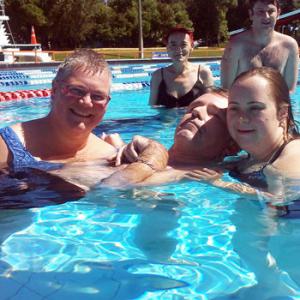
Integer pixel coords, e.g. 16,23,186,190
156,65,207,108
0,126,62,172
230,141,300,218
229,142,289,189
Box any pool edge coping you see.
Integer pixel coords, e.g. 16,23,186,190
0,56,222,70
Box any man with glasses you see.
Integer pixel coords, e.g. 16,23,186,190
0,49,168,201
221,0,299,93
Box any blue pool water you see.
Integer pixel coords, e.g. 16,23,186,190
0,61,300,300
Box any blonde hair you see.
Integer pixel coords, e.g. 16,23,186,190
53,49,111,84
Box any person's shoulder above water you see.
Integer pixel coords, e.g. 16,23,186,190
267,139,300,176
149,63,214,108
220,31,246,90
148,67,163,106
149,25,214,108
0,129,10,168
273,31,299,93
198,63,214,88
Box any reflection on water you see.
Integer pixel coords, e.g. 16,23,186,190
0,259,188,300
0,168,85,209
231,198,300,299
257,173,300,218
0,183,257,299
0,67,299,299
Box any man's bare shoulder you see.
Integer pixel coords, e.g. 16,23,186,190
274,31,298,48
228,30,253,47
85,133,117,161
224,30,252,58
151,68,163,79
199,64,211,74
91,133,116,149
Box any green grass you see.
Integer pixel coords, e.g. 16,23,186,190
50,47,224,61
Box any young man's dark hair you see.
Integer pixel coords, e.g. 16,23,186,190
248,0,280,10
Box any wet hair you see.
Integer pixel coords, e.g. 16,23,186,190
232,67,300,140
53,49,111,84
164,26,194,46
248,0,280,10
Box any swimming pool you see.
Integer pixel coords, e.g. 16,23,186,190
0,61,300,299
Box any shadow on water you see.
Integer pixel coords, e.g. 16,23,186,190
226,197,300,299
89,187,183,263
0,259,188,300
0,186,188,299
0,168,85,209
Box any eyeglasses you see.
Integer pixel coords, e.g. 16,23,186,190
60,83,111,103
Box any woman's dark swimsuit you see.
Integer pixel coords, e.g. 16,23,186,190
156,66,207,108
229,142,300,218
229,142,288,189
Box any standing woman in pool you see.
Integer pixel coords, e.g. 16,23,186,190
149,26,214,108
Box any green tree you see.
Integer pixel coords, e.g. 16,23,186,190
187,0,237,45
280,0,300,13
88,4,115,47
143,0,192,46
47,0,100,49
227,0,249,32
103,0,192,47
5,0,47,44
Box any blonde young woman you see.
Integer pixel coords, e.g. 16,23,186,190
149,26,214,108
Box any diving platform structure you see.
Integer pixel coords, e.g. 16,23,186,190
0,0,51,63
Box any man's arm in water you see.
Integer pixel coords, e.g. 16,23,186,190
101,135,169,188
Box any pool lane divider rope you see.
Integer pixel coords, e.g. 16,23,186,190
0,89,51,101
0,81,151,102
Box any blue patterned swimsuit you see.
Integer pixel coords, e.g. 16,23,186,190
0,126,62,172
0,127,85,208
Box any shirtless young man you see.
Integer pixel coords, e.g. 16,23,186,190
221,0,299,92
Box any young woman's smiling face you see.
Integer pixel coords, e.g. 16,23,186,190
227,74,284,154
167,32,192,62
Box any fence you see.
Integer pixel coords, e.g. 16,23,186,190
0,47,225,64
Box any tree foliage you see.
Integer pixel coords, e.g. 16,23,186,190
4,0,299,49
